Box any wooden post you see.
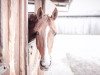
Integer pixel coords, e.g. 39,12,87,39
0,0,2,63
1,0,10,75
8,0,20,75
19,0,28,75
34,0,42,13
42,0,46,13
1,0,28,75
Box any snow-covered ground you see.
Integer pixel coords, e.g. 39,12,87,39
50,35,100,75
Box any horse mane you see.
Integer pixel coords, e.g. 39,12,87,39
28,13,38,29
28,13,38,42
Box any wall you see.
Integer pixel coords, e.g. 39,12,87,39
58,0,100,16
56,17,100,35
55,0,100,35
0,0,2,63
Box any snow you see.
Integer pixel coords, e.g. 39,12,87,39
51,35,100,75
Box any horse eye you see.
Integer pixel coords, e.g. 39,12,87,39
35,31,39,35
32,31,39,38
51,30,57,36
36,31,39,35
54,32,57,36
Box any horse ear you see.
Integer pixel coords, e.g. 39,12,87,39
51,8,58,20
37,7,43,19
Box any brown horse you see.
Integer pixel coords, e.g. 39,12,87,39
28,7,58,71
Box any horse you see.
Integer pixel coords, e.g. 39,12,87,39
28,7,58,71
